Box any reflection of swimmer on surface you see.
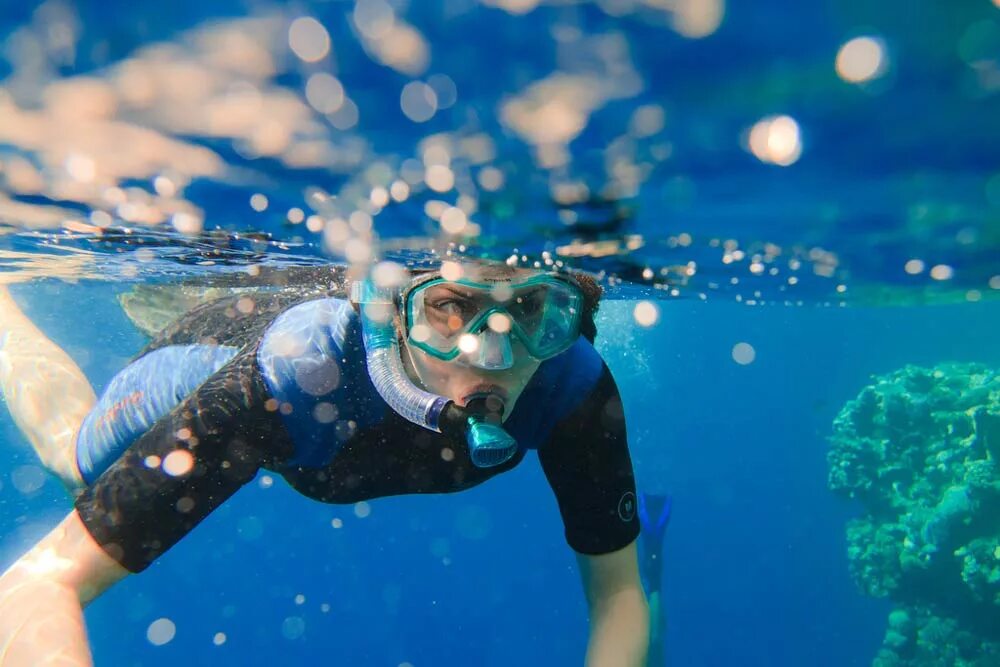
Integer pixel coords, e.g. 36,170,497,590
639,493,673,667
0,259,654,665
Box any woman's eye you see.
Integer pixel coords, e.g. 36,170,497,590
431,299,472,317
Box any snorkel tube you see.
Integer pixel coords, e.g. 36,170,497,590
350,279,518,468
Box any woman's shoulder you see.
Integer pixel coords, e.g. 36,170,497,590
261,296,358,356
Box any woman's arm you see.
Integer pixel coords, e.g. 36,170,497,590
577,541,649,667
0,510,129,666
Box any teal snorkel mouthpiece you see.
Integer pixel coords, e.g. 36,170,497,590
462,397,517,467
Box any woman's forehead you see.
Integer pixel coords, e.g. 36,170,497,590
439,260,538,283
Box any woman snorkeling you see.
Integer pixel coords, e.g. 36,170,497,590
0,257,650,665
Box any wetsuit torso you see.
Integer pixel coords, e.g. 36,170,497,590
74,289,639,573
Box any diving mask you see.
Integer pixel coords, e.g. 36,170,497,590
401,272,584,370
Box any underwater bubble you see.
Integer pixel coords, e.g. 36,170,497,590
440,207,468,235
331,518,343,528
295,594,306,605
345,238,373,264
427,73,457,108
354,0,395,39
153,175,176,197
171,211,203,235
930,264,954,281
732,342,756,365
748,115,802,166
904,259,925,275
484,0,541,14
370,186,390,207
294,358,341,396
281,616,306,640
633,301,659,327
288,17,330,63
175,497,195,513
440,261,463,281
836,36,888,83
162,449,194,477
629,104,665,137
313,402,338,424
236,297,255,314
320,603,331,613
487,312,512,334
400,81,438,122
305,73,345,114
328,98,359,130
259,475,273,489
287,208,304,224
147,618,176,646
390,180,410,201
478,166,504,191
989,276,1000,290
354,501,372,518
458,334,479,353
213,632,226,646
425,164,454,192
409,323,432,343
670,0,725,38
11,465,45,494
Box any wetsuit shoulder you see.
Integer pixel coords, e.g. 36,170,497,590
257,297,384,468
503,337,606,449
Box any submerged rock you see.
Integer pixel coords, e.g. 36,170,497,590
829,363,1000,666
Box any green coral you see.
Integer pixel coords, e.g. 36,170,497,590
828,363,1000,666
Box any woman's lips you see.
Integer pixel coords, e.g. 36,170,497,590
462,384,508,405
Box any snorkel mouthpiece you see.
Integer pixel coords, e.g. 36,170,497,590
462,396,517,467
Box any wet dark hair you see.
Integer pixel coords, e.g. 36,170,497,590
569,270,602,344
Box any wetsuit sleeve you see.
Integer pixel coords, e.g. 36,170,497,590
536,365,640,555
74,345,293,573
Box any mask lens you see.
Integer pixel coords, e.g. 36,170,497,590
406,275,584,362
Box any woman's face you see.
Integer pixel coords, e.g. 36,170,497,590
397,263,545,419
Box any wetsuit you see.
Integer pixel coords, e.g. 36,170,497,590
73,289,640,573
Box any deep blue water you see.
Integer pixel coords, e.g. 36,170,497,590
2,283,998,666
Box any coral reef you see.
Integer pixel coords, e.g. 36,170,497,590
829,363,1000,666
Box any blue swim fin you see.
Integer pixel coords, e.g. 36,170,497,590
638,492,672,666
638,493,673,537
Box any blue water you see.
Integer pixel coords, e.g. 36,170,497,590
2,283,997,666
1,0,999,665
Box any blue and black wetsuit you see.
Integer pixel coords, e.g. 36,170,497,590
74,288,640,573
